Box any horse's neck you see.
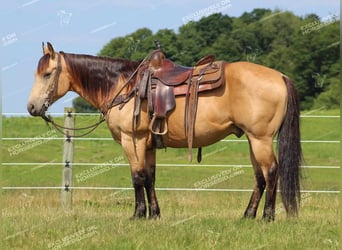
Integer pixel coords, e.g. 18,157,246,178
65,53,129,112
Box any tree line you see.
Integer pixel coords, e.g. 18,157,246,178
73,8,339,112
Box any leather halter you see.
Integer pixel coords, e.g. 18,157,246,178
43,53,62,114
40,52,107,136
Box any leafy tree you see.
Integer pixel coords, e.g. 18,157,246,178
313,76,340,109
290,15,339,108
98,28,154,60
73,9,339,112
126,28,155,60
175,22,207,65
72,97,98,113
206,34,242,61
195,13,233,47
240,8,272,24
98,37,129,59
153,29,178,60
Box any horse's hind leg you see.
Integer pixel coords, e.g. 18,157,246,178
244,142,266,218
262,160,278,221
144,149,160,219
244,136,278,221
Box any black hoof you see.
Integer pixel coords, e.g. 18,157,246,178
130,214,146,220
149,213,161,220
262,214,275,222
243,210,256,219
130,209,147,220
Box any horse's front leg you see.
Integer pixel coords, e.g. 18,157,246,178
121,132,148,219
145,148,160,219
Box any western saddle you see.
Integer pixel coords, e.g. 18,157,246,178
134,42,225,161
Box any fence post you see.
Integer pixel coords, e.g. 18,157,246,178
61,107,75,209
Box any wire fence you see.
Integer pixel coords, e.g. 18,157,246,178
3,112,340,118
2,113,340,193
1,162,340,169
2,138,340,143
1,186,339,194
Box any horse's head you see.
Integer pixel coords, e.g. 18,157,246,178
27,42,70,117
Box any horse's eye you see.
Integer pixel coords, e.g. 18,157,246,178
44,72,52,79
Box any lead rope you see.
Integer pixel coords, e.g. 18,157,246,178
43,112,106,138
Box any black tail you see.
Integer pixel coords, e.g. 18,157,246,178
278,76,303,216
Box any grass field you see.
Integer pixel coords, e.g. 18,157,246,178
2,109,340,249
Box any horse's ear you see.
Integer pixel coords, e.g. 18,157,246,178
47,42,55,59
42,42,55,59
42,42,48,55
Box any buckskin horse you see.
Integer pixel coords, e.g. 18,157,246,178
27,42,302,221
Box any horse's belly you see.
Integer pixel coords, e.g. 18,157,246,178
162,91,241,148
163,133,225,148
162,120,241,148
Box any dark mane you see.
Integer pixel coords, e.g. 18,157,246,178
61,52,140,106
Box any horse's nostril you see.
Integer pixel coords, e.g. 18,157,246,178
27,103,35,115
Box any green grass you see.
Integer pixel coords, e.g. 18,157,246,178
2,109,340,249
2,191,340,250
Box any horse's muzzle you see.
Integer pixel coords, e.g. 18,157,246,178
27,102,38,116
27,102,48,118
